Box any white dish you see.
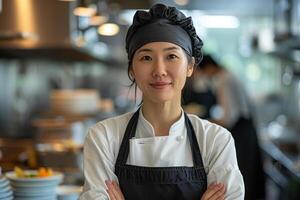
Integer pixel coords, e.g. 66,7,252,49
13,188,56,197
0,185,11,193
0,180,10,188
12,185,55,193
14,195,57,200
0,190,12,198
0,196,13,200
10,180,60,188
57,185,82,200
0,177,6,182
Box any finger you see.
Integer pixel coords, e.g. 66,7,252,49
209,185,226,200
207,182,220,190
201,184,219,200
106,188,116,200
108,182,122,200
105,180,116,200
211,183,225,199
112,181,125,200
203,183,224,199
203,183,219,197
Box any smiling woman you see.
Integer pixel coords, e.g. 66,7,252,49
79,3,245,200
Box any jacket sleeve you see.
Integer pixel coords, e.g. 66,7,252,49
79,123,118,200
206,127,245,200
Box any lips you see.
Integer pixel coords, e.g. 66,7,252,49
149,81,172,89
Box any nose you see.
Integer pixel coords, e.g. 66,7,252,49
152,57,167,78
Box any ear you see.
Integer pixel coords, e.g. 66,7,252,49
129,68,135,79
186,57,195,77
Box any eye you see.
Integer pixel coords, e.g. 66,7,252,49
167,54,179,60
140,55,152,61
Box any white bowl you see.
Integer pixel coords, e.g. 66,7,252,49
57,185,82,200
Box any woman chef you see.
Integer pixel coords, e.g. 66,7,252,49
79,4,244,200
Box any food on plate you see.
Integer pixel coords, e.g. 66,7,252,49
14,166,53,178
38,167,53,177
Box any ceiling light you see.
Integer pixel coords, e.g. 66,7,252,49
174,0,189,6
89,1,109,26
199,15,240,29
98,23,119,36
73,0,97,17
74,7,97,17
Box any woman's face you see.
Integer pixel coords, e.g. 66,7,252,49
130,42,194,104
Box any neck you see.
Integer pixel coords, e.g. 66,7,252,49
141,99,182,136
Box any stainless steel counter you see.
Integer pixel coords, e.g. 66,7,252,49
259,127,300,199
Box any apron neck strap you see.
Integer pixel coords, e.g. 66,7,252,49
115,107,140,165
184,112,204,167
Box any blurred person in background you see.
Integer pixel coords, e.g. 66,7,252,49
185,54,265,200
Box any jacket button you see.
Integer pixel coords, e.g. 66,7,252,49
176,135,184,142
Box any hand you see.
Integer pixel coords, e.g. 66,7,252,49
201,183,226,200
105,180,125,200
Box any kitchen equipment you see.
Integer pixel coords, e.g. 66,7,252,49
50,89,100,115
31,118,72,142
35,142,83,171
0,139,36,171
0,0,100,61
31,115,89,144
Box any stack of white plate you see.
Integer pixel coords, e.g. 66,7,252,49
0,176,13,200
5,170,63,200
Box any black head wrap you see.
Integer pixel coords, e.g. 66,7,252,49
126,3,203,65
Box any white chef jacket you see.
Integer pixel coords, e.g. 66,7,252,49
79,109,245,200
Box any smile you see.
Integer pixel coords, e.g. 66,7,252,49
149,82,172,89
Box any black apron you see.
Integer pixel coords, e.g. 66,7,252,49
115,109,207,200
230,117,265,200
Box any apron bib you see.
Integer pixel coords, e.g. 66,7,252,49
115,109,207,200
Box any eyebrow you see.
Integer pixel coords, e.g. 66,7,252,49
136,46,180,54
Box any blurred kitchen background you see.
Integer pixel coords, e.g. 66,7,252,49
1,0,300,199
